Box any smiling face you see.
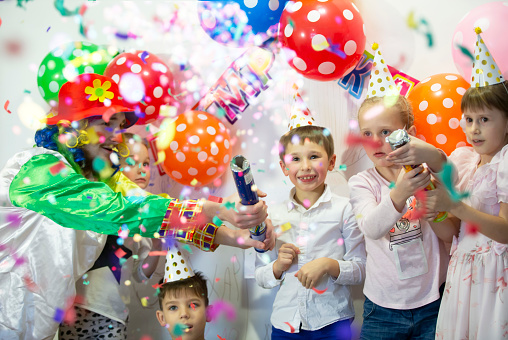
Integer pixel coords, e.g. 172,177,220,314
156,290,206,340
358,104,414,169
81,112,126,167
280,140,336,199
120,141,151,189
463,106,508,164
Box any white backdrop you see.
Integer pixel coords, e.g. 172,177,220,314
0,1,503,339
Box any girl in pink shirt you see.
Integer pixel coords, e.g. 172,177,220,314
348,95,457,340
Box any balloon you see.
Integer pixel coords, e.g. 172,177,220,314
408,73,470,155
452,2,508,83
158,111,232,187
37,41,118,106
104,51,176,125
197,0,288,48
279,0,366,81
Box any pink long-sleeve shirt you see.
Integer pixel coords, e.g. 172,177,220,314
348,168,449,309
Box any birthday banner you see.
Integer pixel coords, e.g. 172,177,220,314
193,46,275,124
337,50,420,99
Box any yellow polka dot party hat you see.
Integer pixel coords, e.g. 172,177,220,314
288,83,314,130
471,27,504,88
163,243,194,283
366,43,399,99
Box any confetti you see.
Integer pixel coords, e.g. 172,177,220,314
4,100,12,114
388,182,396,189
217,336,226,340
148,250,168,256
284,322,295,333
206,300,236,322
141,297,148,307
215,278,220,282
337,238,344,246
115,248,127,259
212,216,222,226
345,133,382,149
311,287,328,294
302,199,311,208
173,323,187,336
6,213,22,227
221,201,237,211
465,222,479,235
181,244,193,254
280,222,292,232
339,164,347,171
140,51,149,64
411,189,427,220
53,308,65,323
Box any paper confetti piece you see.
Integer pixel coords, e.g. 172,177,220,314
115,248,127,259
181,244,193,254
388,182,396,189
312,287,328,294
4,100,11,113
148,250,168,256
140,51,149,64
465,222,479,235
437,163,469,201
141,297,148,307
206,300,236,322
221,201,237,211
339,164,347,171
53,308,65,323
173,323,187,336
6,213,22,227
217,336,226,340
212,216,222,226
455,44,475,62
345,133,382,149
49,161,67,175
411,189,427,220
280,222,292,232
302,199,311,208
284,322,295,333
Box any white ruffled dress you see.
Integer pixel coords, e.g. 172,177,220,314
435,145,508,340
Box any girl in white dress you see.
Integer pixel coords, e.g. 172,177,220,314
428,29,508,340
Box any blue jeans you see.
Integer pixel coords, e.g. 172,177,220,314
272,319,352,340
360,294,442,340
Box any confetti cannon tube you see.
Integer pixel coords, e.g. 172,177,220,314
230,155,266,253
386,129,448,223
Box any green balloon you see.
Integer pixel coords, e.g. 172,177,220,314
37,41,119,106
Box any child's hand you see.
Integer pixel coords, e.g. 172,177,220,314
425,183,458,219
386,136,445,172
273,243,300,279
390,167,431,212
294,258,338,289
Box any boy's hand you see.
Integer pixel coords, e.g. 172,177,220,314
390,167,431,212
294,258,339,289
386,136,445,172
273,243,300,279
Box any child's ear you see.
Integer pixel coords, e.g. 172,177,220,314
407,125,417,137
279,160,289,176
327,154,336,171
156,310,167,327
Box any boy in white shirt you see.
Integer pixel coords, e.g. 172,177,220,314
255,124,366,339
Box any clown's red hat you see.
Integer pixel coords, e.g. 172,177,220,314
45,73,138,127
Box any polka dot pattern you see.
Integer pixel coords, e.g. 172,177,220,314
280,0,366,81
471,30,505,87
367,45,398,98
159,110,232,186
408,73,470,155
163,246,194,283
104,50,175,125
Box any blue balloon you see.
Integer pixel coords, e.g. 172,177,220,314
197,0,288,48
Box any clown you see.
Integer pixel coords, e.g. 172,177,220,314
0,73,274,339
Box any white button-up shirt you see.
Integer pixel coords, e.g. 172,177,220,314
255,185,366,333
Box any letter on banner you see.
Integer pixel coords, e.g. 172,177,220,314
337,50,419,99
195,47,275,124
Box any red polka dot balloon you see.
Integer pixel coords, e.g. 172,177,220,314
279,0,366,81
104,51,175,125
408,73,470,155
159,110,232,187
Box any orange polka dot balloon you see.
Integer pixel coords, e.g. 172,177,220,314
160,110,232,187
408,73,470,155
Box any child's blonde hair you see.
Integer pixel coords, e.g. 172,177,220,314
461,80,508,119
358,95,414,128
279,125,334,162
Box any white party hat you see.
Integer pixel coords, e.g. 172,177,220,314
163,243,194,283
471,27,504,88
288,84,314,130
366,43,398,98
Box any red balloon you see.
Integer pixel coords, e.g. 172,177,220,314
104,51,175,125
408,73,470,155
158,110,232,187
279,0,366,81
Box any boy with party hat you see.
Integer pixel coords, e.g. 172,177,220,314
255,88,366,339
156,244,209,340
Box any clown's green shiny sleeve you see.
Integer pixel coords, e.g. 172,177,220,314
10,153,218,251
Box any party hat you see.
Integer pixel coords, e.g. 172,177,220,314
288,84,314,130
471,27,504,88
366,43,398,98
163,243,194,283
